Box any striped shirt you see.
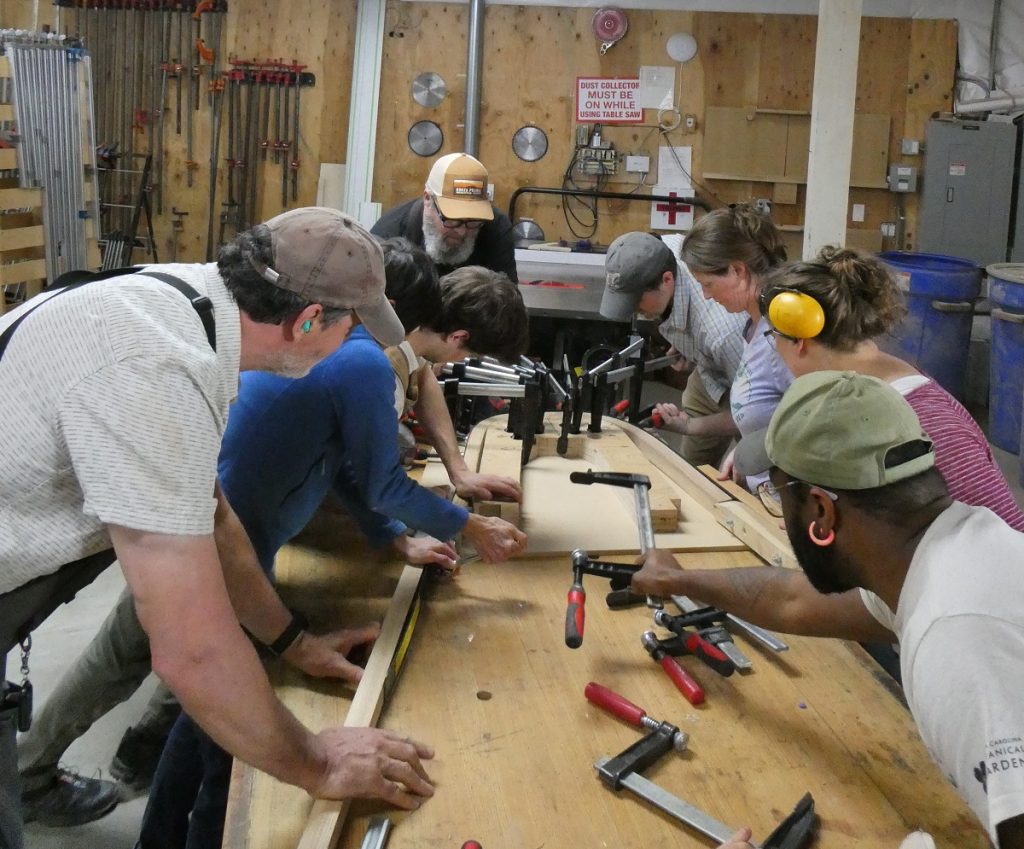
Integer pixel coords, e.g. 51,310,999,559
0,263,242,594
659,234,746,403
895,376,1024,531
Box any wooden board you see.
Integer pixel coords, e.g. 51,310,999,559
296,565,425,849
423,417,742,557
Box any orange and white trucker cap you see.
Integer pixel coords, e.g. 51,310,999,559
425,153,494,221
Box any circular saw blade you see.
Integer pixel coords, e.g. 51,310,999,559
411,71,447,108
512,126,548,162
407,120,443,157
592,7,628,53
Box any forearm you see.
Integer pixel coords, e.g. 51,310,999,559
214,485,291,644
645,565,890,642
682,410,739,438
413,368,467,476
112,526,327,792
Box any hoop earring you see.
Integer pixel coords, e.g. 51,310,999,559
808,521,834,547
302,320,312,334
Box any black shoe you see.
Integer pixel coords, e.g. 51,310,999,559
22,768,119,827
110,724,168,791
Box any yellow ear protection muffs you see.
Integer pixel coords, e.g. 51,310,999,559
766,290,825,340
301,319,312,334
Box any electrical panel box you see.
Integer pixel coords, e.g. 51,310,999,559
888,164,918,193
625,155,650,173
917,119,1016,266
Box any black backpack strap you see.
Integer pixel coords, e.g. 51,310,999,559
0,266,216,361
136,271,217,352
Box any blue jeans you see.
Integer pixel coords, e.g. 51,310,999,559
138,713,231,849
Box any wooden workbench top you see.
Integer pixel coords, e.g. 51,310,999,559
223,424,987,849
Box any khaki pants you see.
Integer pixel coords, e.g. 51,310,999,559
676,370,733,468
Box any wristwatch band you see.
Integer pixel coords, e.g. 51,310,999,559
267,610,309,656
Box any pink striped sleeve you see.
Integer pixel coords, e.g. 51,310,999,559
905,382,1024,532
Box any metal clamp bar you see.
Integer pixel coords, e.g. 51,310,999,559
359,815,392,849
456,382,526,398
594,758,734,844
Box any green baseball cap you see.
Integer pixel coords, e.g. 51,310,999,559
734,371,935,490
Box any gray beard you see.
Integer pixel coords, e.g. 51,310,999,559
422,213,478,267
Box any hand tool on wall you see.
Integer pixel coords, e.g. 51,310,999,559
585,681,688,756
170,206,188,261
646,621,734,679
205,75,224,261
563,549,641,649
671,595,789,656
289,61,305,202
595,746,818,849
280,64,291,208
641,631,705,705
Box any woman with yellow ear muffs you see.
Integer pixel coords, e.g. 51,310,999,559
760,246,1024,531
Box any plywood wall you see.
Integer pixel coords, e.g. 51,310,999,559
373,5,957,254
1,1,956,263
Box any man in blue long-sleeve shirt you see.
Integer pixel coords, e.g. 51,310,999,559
220,248,529,570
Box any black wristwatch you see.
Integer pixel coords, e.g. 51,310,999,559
266,610,309,656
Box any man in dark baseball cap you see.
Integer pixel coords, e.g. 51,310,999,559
601,231,745,466
630,371,1024,848
0,207,428,842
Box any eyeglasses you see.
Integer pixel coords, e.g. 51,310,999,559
431,196,485,230
755,478,838,518
762,326,799,349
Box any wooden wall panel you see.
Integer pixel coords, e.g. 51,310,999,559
0,2,956,264
372,7,955,252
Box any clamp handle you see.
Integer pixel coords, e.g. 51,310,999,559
584,682,645,726
565,582,585,649
570,470,651,490
658,653,705,706
684,633,735,678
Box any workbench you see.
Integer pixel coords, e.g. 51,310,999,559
223,420,988,849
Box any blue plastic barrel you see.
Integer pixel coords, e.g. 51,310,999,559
879,251,982,401
986,263,1024,453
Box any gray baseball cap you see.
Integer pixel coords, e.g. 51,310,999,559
254,207,405,346
600,232,676,321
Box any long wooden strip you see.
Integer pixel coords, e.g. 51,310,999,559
713,500,799,570
295,564,425,849
615,420,731,510
696,463,771,515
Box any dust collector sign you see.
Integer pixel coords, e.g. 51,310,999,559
575,77,643,124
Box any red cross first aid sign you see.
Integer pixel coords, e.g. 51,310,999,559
650,185,694,231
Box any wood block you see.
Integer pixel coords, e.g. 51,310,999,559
0,149,17,170
532,429,585,458
772,182,799,205
0,187,42,210
0,258,46,285
582,427,680,531
0,225,43,252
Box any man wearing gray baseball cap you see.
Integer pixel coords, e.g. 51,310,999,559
630,371,1024,848
601,231,745,466
0,208,428,846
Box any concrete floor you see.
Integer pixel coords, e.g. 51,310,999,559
14,387,1024,849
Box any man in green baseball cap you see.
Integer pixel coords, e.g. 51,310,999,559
631,371,1024,849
